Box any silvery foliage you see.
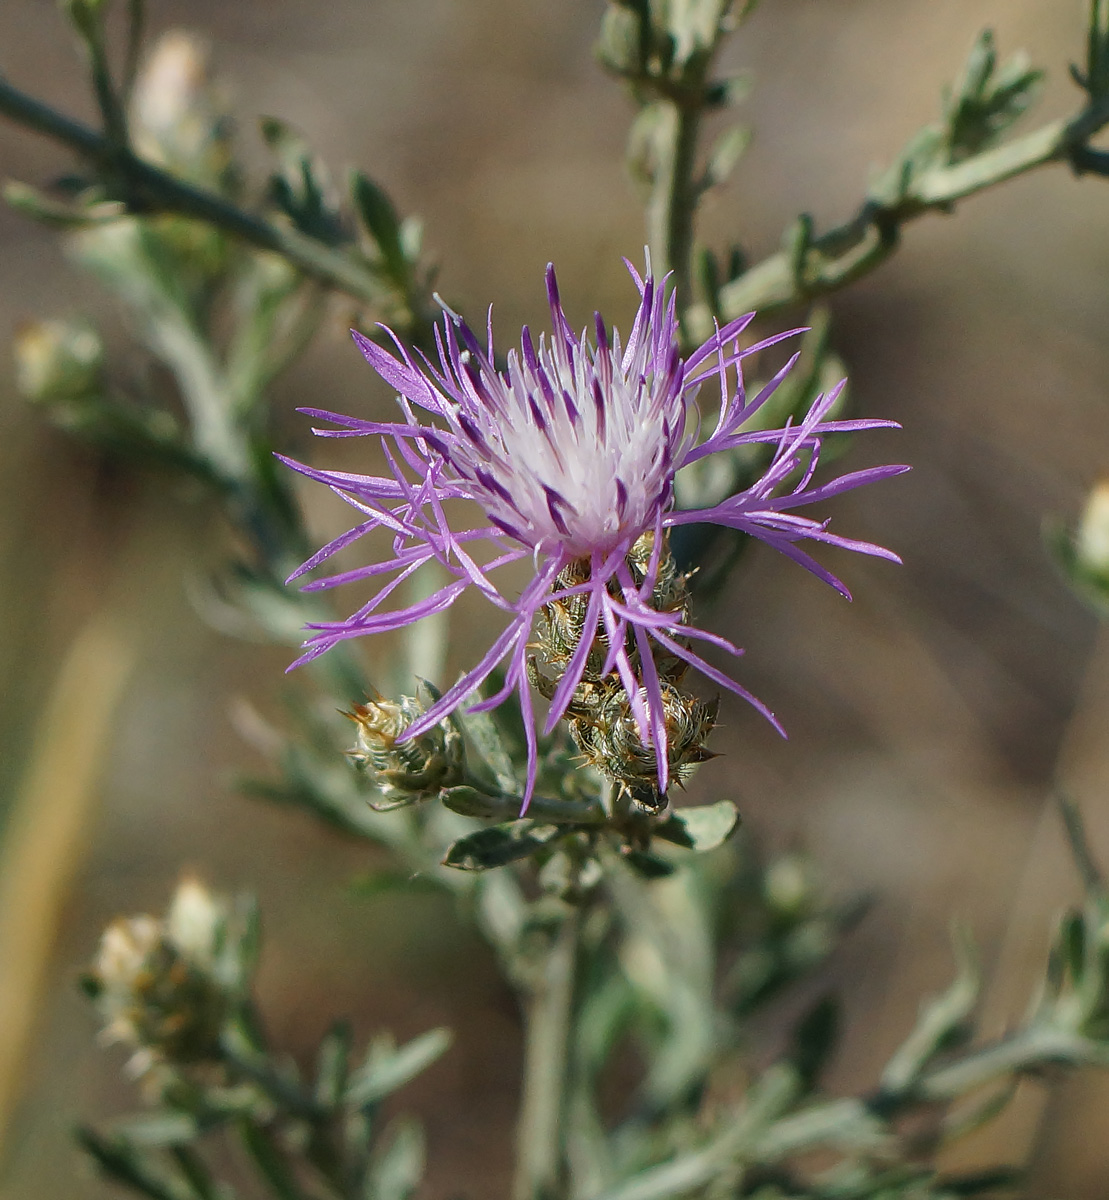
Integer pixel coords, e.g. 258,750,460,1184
6,2,1109,1198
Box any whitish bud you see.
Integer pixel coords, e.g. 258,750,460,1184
764,854,816,919
596,5,642,75
347,693,464,805
85,880,231,1075
131,32,234,190
14,319,103,403
1076,480,1109,580
165,876,224,964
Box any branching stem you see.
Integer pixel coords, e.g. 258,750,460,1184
711,97,1109,324
0,76,399,313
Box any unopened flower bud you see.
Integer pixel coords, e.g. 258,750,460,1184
764,854,815,919
536,534,693,686
347,693,464,805
571,681,718,808
62,0,108,34
165,877,224,964
131,31,234,190
1076,480,1109,581
14,319,103,404
85,879,231,1075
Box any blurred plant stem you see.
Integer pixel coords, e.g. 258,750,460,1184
712,95,1109,325
514,903,582,1200
0,609,136,1158
0,75,435,346
600,1,1109,345
600,0,745,317
639,0,733,313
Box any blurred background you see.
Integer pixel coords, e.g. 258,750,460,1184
1,0,1109,1195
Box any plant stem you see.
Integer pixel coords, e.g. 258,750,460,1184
514,904,581,1200
710,97,1109,324
645,99,704,315
1057,792,1106,895
637,0,734,322
0,77,410,321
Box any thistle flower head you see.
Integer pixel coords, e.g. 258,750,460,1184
284,261,906,807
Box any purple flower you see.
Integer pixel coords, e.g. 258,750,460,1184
283,261,906,805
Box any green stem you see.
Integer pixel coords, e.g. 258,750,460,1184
0,76,414,323
712,97,1109,323
220,1021,324,1123
122,0,146,101
645,99,703,315
238,1120,314,1200
514,905,581,1200
87,32,130,153
1057,792,1106,895
636,0,734,325
168,1145,228,1200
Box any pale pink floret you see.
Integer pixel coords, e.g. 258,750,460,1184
283,261,907,806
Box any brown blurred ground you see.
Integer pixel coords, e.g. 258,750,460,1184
1,1,1109,1196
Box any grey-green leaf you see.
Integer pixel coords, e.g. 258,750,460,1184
655,800,739,853
110,1113,202,1148
365,1118,426,1200
351,170,406,280
703,124,751,190
315,1020,352,1108
442,822,560,872
345,1028,452,1109
452,704,518,794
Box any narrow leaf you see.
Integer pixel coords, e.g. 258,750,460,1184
365,1118,426,1200
442,822,559,871
315,1020,352,1108
654,800,739,853
351,170,407,280
345,1028,452,1109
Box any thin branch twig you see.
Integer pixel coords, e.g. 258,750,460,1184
0,76,398,313
712,98,1109,322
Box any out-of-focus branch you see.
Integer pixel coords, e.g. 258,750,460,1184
598,0,757,314
711,99,1109,324
0,611,136,1162
0,75,434,342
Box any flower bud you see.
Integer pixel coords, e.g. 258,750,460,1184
1076,480,1109,581
165,877,224,964
570,681,718,807
85,879,231,1075
764,854,816,919
537,533,692,686
14,319,103,404
531,533,712,806
347,693,464,805
131,31,235,191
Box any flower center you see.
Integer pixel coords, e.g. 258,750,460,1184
452,334,684,556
